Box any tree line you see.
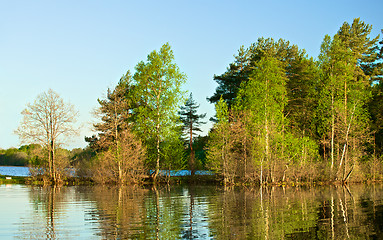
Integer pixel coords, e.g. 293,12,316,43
206,18,383,185
11,18,383,185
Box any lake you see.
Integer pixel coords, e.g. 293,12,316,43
0,166,29,177
0,183,383,239
0,166,212,177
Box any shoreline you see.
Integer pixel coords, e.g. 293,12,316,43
2,174,382,187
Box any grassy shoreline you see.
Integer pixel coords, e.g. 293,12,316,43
0,175,27,184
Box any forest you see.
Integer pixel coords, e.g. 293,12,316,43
2,18,383,186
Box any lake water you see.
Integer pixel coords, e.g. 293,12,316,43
0,166,29,177
0,166,212,177
1,184,383,239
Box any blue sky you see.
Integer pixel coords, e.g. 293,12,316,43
0,0,382,149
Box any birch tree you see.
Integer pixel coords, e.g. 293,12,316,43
316,20,374,181
133,43,186,180
206,97,231,184
236,56,288,184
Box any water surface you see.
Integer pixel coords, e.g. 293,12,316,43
0,166,29,177
0,184,382,239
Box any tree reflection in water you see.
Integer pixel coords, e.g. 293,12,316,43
206,185,383,239
13,184,383,239
85,185,148,239
18,186,70,239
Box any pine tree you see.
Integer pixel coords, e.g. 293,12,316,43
207,46,251,107
369,31,383,158
178,93,206,175
337,18,381,84
90,72,135,151
89,72,145,184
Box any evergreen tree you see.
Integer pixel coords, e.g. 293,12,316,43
337,18,381,84
89,72,145,183
369,31,383,158
178,93,206,175
89,72,136,151
207,46,251,107
370,82,383,157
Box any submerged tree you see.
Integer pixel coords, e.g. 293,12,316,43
133,43,186,180
15,89,78,183
178,93,206,175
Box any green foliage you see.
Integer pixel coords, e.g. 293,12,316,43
208,53,320,184
160,131,186,171
132,43,186,175
236,56,287,124
178,92,207,174
0,149,28,166
236,56,288,183
62,18,383,184
87,71,136,151
370,82,383,156
337,18,381,84
215,96,229,124
208,45,251,107
205,97,232,182
208,38,312,110
178,92,206,141
312,18,382,182
192,135,209,169
0,144,43,166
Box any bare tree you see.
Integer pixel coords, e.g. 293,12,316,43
91,129,146,184
15,89,79,183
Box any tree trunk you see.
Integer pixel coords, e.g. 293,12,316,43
48,143,53,182
189,122,195,176
222,136,227,185
266,117,271,183
50,139,56,183
243,134,247,179
115,103,122,184
331,91,335,173
343,80,348,181
323,135,326,161
337,103,356,181
155,121,160,180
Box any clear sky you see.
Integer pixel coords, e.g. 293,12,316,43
0,0,382,150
